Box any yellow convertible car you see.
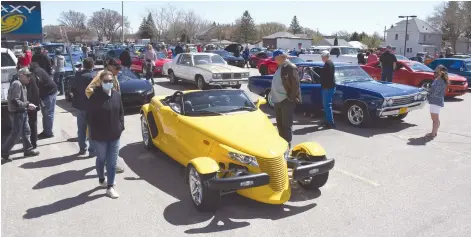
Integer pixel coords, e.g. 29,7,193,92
140,89,335,212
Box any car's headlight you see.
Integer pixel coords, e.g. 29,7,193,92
382,98,394,106
242,72,249,78
284,149,290,161
212,73,222,79
228,152,258,167
414,94,419,100
145,88,154,95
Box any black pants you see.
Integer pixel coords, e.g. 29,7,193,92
274,99,295,144
28,111,38,148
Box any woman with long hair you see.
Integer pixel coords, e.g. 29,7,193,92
426,64,449,138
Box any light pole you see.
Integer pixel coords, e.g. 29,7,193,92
101,8,105,43
398,15,416,56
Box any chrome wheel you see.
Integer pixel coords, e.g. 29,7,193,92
189,167,203,205
169,71,176,83
347,104,364,126
141,116,149,147
197,77,204,90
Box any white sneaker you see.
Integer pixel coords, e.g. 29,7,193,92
106,187,119,199
99,179,116,188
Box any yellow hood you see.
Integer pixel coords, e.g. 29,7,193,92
179,110,288,158
194,64,249,73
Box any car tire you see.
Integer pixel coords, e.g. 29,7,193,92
259,65,268,75
187,164,221,212
345,101,371,127
265,90,275,108
387,112,408,120
232,84,242,89
168,70,178,84
293,150,329,189
196,76,208,90
140,115,154,150
249,60,255,68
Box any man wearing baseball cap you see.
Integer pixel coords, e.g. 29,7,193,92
270,50,301,147
320,50,336,128
2,68,40,161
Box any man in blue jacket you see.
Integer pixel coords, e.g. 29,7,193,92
71,57,97,156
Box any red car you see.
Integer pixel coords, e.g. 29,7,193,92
361,60,468,97
131,52,172,77
258,56,305,75
248,51,272,68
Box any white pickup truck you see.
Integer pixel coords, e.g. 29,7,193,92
1,48,18,131
300,46,360,64
163,53,250,90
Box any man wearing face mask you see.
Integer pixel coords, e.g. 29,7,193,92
85,58,125,173
2,68,40,161
87,71,124,199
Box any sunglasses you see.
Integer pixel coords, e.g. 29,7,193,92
102,80,113,83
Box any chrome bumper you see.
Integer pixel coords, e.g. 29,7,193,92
378,101,426,116
209,78,248,86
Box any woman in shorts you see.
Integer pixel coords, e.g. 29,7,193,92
426,64,449,138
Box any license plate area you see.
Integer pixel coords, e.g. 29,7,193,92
399,107,407,114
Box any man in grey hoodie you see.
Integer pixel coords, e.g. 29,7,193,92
2,68,40,161
54,50,66,95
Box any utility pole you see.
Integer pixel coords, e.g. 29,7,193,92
398,15,416,56
121,1,124,43
383,26,386,41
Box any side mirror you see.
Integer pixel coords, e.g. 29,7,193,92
255,98,267,108
460,67,464,72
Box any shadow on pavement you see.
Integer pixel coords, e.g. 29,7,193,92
20,152,90,169
120,142,318,234
444,97,464,102
155,81,196,91
56,98,78,117
407,135,434,146
23,187,105,219
32,166,97,190
330,116,417,138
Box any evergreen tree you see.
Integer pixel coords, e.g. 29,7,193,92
146,13,157,40
350,31,360,41
289,16,302,34
237,10,257,43
138,18,152,39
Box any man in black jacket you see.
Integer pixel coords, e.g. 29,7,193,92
174,43,184,55
26,66,41,149
119,48,132,68
30,62,58,139
320,50,336,129
32,47,53,75
71,58,97,156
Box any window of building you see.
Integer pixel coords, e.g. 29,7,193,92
423,35,426,41
395,34,398,40
406,48,412,53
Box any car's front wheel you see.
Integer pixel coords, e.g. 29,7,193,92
196,76,208,90
249,59,255,68
293,150,329,189
345,102,371,127
265,90,275,108
232,84,242,89
187,165,221,212
168,70,178,84
140,115,153,150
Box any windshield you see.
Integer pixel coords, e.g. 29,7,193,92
340,47,359,55
465,61,471,70
406,62,434,72
335,66,374,83
43,45,66,54
194,54,226,65
395,55,408,60
183,90,256,116
288,57,305,64
117,67,139,81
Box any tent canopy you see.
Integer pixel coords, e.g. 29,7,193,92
348,41,368,50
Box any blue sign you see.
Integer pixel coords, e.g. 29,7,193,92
1,1,42,39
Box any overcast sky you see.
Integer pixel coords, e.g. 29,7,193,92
41,1,440,35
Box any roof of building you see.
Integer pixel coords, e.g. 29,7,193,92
323,38,351,47
262,31,311,40
386,18,441,34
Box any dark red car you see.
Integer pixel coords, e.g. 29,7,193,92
258,56,305,75
361,60,468,97
248,51,272,68
130,52,172,77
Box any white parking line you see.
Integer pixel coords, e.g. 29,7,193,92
333,168,381,187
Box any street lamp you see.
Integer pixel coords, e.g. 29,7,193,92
398,15,416,56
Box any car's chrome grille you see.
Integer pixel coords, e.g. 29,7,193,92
392,95,415,106
234,73,241,79
256,156,288,192
222,73,232,79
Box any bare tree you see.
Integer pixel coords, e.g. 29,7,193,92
58,10,89,41
257,22,287,39
428,1,465,52
88,9,129,42
149,7,170,41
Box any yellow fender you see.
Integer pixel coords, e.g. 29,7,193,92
140,103,150,115
188,157,220,175
292,142,326,156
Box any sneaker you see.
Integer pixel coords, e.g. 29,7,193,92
78,150,86,155
99,179,107,188
24,150,40,157
116,166,124,173
38,133,54,139
106,187,119,199
1,153,12,161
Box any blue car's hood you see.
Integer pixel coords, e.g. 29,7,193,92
344,80,421,97
119,78,153,94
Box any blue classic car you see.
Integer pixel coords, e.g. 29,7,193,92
208,50,245,68
248,62,428,127
428,58,471,87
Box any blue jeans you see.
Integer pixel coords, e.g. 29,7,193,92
381,67,394,82
77,110,94,153
54,72,65,94
93,139,120,186
41,93,57,136
1,112,32,154
322,88,336,125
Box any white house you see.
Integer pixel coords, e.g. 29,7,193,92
262,32,312,49
385,18,442,57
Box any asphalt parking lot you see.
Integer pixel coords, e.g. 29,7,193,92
2,68,471,237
